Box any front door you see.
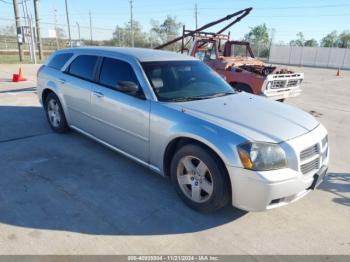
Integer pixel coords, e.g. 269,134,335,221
90,57,150,162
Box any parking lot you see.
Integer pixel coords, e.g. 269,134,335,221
0,64,349,254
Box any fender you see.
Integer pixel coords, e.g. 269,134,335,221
149,102,246,173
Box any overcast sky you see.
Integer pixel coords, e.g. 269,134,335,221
1,0,350,43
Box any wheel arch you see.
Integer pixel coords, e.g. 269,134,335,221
163,136,229,178
41,85,70,123
42,88,55,107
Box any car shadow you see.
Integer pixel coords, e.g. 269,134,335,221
0,105,246,236
318,172,350,207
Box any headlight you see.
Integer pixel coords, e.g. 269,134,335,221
266,81,272,89
237,142,287,171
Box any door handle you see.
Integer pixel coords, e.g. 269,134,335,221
58,78,66,84
93,91,104,98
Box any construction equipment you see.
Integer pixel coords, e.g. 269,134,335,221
155,7,252,51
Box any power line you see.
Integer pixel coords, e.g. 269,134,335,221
198,3,350,10
0,0,12,5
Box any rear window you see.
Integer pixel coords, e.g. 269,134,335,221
68,55,98,81
47,53,73,70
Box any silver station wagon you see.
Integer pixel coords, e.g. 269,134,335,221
37,47,329,212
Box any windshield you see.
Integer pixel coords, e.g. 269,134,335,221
141,60,235,102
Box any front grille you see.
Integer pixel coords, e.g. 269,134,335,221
299,135,328,175
287,79,298,87
271,80,286,89
300,144,319,161
301,158,319,174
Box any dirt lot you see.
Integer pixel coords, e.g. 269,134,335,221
0,64,349,254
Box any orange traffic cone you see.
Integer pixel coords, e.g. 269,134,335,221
12,67,27,82
336,68,340,76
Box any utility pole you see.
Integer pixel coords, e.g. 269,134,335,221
89,10,93,44
76,22,81,43
54,8,59,49
64,0,72,47
24,0,36,64
12,0,23,62
33,0,43,60
129,0,134,47
194,2,198,30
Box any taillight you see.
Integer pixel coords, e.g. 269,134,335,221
37,65,45,78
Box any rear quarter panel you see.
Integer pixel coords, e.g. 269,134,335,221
37,66,72,123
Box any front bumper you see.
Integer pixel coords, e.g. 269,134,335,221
262,86,302,100
227,124,329,211
226,165,327,211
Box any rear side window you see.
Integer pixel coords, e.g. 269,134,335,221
47,53,73,70
99,57,139,89
68,55,98,81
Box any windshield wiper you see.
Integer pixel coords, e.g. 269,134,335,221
192,92,235,100
163,92,234,102
163,97,198,102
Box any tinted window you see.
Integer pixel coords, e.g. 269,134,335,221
47,53,73,70
99,58,139,89
142,60,235,102
68,55,98,81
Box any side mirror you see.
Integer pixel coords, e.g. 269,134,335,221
117,81,139,93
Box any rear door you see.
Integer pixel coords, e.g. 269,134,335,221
90,57,150,162
61,54,99,132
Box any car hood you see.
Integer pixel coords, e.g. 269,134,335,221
165,93,319,143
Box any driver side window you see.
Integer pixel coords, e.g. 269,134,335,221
98,57,143,97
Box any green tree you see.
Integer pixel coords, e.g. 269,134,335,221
321,31,338,47
304,39,318,47
112,20,149,47
290,32,305,46
151,16,182,50
244,24,270,45
337,30,350,48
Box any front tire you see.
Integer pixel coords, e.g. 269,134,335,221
170,144,231,212
45,92,69,133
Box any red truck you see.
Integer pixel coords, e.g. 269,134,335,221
188,34,303,101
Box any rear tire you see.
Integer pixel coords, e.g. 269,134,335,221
45,92,69,133
170,144,231,212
